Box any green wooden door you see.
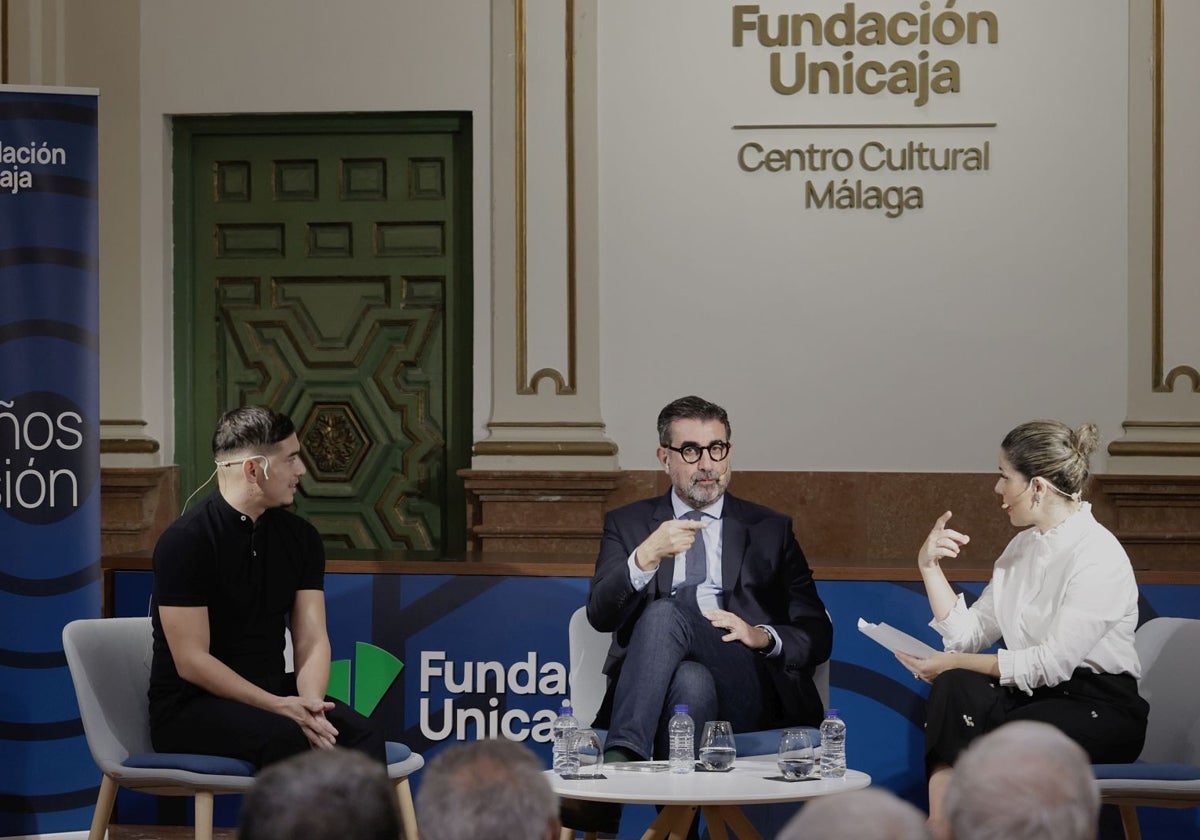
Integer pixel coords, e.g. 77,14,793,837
174,114,472,553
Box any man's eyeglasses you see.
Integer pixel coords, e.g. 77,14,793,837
665,441,731,464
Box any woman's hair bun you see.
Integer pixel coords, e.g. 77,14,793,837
1072,423,1099,459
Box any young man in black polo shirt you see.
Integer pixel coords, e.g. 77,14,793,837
149,406,384,767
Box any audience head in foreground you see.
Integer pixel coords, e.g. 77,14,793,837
778,787,932,840
777,787,936,840
417,738,560,840
944,720,1099,840
240,746,399,840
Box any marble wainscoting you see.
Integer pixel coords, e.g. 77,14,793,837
460,470,1199,576
99,467,179,556
98,467,1194,574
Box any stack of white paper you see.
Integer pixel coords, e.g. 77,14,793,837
857,617,937,658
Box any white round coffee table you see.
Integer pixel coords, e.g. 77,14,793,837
548,757,871,840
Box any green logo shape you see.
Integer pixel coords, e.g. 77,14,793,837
329,659,352,705
328,642,404,716
354,642,404,716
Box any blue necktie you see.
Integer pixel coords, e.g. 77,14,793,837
676,510,707,606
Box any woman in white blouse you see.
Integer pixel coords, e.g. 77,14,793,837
896,420,1148,828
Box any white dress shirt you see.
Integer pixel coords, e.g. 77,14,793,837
627,491,725,609
931,503,1141,695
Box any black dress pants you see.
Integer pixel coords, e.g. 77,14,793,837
152,674,386,768
924,667,1148,773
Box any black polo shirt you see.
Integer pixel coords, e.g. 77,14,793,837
149,490,324,727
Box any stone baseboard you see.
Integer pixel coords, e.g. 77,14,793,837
100,467,179,556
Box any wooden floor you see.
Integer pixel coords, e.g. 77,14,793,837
107,826,237,840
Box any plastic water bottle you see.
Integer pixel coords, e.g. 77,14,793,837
552,701,581,776
668,704,695,774
819,708,846,779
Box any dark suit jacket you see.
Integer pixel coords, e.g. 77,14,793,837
586,491,832,730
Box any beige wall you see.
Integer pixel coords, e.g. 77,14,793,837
5,0,144,444
596,1,1130,472
8,0,1198,479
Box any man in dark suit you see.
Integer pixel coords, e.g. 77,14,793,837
586,395,832,761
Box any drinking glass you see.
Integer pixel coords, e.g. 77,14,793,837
777,729,815,779
572,728,604,777
698,720,736,770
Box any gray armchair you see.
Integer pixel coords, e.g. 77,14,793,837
62,616,423,840
1093,617,1200,840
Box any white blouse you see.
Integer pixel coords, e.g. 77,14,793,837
931,503,1141,695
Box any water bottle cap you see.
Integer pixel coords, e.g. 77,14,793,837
561,703,573,714
826,709,839,716
674,704,688,713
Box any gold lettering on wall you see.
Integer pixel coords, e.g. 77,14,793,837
731,2,999,108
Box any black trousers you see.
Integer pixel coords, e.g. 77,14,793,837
924,667,1148,773
152,673,386,768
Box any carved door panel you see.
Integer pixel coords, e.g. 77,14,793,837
174,115,472,552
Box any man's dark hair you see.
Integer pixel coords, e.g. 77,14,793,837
656,396,731,447
240,747,399,840
211,405,295,458
416,739,558,840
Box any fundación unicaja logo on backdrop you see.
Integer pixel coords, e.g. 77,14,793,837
327,642,404,716
332,644,571,744
419,650,568,743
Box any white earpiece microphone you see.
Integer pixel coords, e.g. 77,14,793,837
215,454,270,480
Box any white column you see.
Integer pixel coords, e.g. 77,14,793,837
476,0,617,470
1109,0,1200,474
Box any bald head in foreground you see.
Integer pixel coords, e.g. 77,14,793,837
417,739,560,840
240,747,399,840
778,787,932,840
943,720,1099,840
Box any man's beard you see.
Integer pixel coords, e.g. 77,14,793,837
677,469,728,508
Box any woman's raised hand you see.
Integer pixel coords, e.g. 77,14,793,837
918,511,970,569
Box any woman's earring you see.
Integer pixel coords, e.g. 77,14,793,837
1032,494,1042,506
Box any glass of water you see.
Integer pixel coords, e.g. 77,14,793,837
698,720,736,770
572,728,604,777
777,729,815,779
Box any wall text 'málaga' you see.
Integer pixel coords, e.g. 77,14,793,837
736,138,990,219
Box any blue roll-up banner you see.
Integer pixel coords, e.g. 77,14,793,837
0,85,101,837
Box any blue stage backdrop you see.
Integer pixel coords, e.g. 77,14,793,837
0,85,101,837
111,570,1200,840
